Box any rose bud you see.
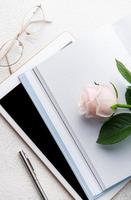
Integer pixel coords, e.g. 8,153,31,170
79,83,118,118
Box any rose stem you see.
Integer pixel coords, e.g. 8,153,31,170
111,104,131,110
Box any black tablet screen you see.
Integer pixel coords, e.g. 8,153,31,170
0,84,88,200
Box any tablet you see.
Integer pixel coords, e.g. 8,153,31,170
0,83,87,200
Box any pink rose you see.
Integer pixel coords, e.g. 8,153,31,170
79,84,118,118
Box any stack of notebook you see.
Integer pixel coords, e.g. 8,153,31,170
18,15,131,199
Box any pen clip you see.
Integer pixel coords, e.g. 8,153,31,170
21,150,35,173
27,157,35,172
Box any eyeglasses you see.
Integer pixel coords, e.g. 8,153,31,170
0,4,51,74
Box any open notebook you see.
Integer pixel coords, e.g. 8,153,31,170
19,15,131,200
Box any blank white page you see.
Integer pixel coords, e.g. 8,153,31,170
114,14,131,56
35,26,131,189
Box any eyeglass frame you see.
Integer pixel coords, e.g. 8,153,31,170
0,4,52,74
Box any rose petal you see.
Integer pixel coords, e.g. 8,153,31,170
96,102,113,117
86,85,100,101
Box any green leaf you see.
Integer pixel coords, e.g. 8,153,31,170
125,86,131,107
116,59,131,84
96,113,131,145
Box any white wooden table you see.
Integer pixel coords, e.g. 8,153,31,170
0,0,131,199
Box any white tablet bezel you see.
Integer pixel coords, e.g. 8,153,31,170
0,33,82,200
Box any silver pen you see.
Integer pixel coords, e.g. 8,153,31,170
19,150,48,200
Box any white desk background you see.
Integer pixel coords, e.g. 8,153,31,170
0,0,131,199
